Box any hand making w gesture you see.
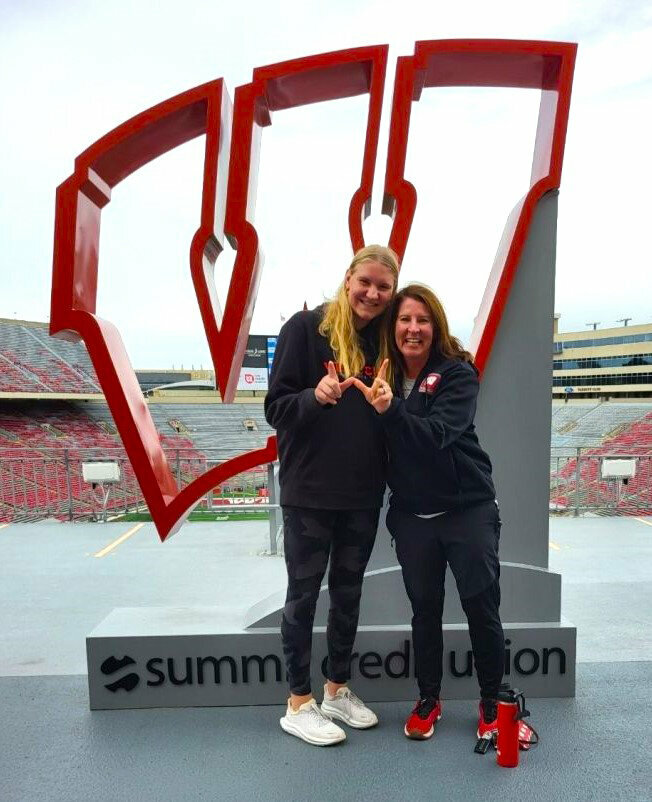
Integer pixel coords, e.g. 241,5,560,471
352,358,393,414
314,361,356,405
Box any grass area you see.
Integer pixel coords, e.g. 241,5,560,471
114,510,269,522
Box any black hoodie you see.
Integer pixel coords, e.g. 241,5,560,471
264,307,386,509
380,355,495,513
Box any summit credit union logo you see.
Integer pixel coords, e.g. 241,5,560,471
98,639,566,696
101,655,139,692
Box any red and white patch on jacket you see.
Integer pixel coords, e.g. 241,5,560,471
419,373,441,394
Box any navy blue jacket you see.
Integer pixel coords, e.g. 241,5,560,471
380,355,495,513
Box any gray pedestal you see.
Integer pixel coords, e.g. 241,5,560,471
87,606,575,710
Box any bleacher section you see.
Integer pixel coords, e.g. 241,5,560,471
0,402,136,521
0,319,100,394
1,311,651,522
0,401,211,523
81,402,274,462
551,403,652,451
145,403,274,461
3,396,652,522
0,399,274,523
550,407,652,514
0,353,45,393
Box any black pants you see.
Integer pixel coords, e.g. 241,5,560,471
387,501,505,700
281,506,379,695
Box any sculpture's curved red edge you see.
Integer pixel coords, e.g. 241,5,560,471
50,47,390,540
50,41,576,540
383,39,577,376
195,45,389,402
51,81,231,541
162,437,278,538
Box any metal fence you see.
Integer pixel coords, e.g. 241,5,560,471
550,449,652,516
0,448,270,518
0,447,283,552
2,448,651,528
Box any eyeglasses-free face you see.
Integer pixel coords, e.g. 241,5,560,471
395,297,434,367
345,260,395,329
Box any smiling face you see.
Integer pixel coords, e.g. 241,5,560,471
345,260,395,329
395,296,434,375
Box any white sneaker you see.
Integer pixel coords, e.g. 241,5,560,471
321,685,378,729
280,699,346,746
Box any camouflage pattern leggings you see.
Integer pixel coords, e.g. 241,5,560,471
281,506,380,695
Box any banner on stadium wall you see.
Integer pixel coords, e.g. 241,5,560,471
243,335,268,368
236,335,276,390
237,366,268,391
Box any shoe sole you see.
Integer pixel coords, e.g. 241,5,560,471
279,716,346,746
320,702,378,729
404,712,441,740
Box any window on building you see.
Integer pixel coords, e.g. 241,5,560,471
553,372,652,387
556,332,652,350
553,352,652,371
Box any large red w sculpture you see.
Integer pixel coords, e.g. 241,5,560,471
50,40,576,540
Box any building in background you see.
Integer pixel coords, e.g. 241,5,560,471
553,318,652,400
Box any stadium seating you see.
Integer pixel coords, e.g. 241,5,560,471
550,409,652,513
0,399,270,522
0,320,100,394
2,319,651,521
0,356,45,392
550,403,651,451
0,401,205,522
145,403,274,460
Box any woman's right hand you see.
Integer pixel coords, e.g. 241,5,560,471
315,361,356,405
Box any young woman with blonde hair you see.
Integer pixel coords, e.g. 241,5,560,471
264,244,398,746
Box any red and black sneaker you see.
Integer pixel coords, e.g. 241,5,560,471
518,720,537,750
404,697,442,740
477,698,498,739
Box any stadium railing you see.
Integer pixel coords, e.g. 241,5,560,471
2,446,650,527
0,447,270,519
550,449,652,516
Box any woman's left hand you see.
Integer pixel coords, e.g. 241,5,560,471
352,358,393,414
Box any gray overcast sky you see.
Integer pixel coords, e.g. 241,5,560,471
1,0,651,368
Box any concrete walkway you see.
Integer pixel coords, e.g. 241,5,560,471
1,516,651,801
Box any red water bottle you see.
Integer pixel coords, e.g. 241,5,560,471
496,688,520,767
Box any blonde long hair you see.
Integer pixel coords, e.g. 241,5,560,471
318,244,399,377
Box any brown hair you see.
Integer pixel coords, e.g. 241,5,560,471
385,283,475,385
